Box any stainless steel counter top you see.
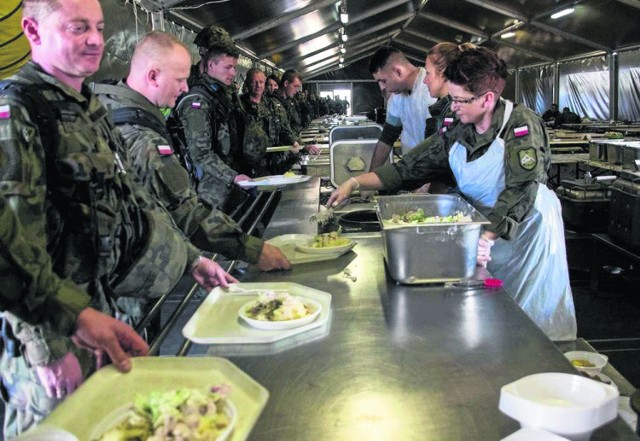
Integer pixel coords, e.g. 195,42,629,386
173,179,638,440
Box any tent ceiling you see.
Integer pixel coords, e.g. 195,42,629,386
158,0,640,78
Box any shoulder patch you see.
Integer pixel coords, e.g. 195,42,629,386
443,117,454,127
514,125,529,137
157,144,173,155
0,105,10,119
518,147,537,171
191,102,202,109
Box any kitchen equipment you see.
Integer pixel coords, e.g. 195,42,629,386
556,178,612,232
608,175,640,248
376,194,490,284
328,124,382,144
499,373,618,441
330,139,392,187
621,141,640,170
589,139,626,163
338,209,381,232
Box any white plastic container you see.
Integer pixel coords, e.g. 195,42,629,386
499,373,619,441
563,350,608,374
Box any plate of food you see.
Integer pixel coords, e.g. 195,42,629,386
295,231,355,255
238,291,322,331
237,173,311,188
92,386,236,441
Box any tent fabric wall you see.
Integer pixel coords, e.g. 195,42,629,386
0,1,30,79
558,56,609,121
618,50,640,122
519,65,554,115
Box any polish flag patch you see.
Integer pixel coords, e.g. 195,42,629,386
157,144,173,155
191,102,202,109
439,126,448,135
443,117,454,126
0,105,10,119
514,125,529,137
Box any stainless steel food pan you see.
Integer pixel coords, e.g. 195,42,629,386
376,194,490,284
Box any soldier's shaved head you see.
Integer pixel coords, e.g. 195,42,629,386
130,31,191,73
22,0,63,20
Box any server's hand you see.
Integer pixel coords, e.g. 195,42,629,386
233,174,251,184
35,352,82,399
327,177,358,208
476,233,496,268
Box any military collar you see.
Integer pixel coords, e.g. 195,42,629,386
451,99,508,152
117,81,166,122
22,62,92,106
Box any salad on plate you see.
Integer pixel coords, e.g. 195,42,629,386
244,291,311,322
94,385,234,441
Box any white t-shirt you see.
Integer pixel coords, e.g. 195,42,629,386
386,67,435,155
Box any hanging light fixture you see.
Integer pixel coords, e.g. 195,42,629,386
339,56,345,63
340,0,349,24
340,45,346,54
340,27,348,42
339,63,344,68
551,8,574,19
501,32,516,39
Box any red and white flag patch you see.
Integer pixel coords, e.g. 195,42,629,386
157,144,173,155
191,102,202,109
443,117,454,126
0,105,10,119
514,125,529,137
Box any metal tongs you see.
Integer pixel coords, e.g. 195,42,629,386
309,206,335,225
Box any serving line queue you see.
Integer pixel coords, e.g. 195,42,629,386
0,0,636,438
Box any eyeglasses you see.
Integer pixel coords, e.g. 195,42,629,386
449,90,495,105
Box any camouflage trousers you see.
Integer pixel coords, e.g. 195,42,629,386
0,346,94,437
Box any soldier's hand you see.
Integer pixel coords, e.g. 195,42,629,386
233,174,251,184
305,144,321,155
258,243,291,271
191,256,238,290
291,142,302,154
72,307,148,373
35,352,83,399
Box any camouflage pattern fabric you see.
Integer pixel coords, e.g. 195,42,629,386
174,73,244,210
263,95,301,175
282,94,304,135
374,99,549,240
0,62,197,434
96,82,262,263
237,94,270,177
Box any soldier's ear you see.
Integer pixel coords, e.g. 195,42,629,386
148,68,160,87
22,17,41,45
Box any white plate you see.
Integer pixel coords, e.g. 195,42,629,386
295,239,356,255
91,398,237,441
266,234,353,264
182,283,332,344
237,174,311,187
39,357,268,441
238,297,322,330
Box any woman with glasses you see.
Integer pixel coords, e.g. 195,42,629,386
328,46,576,342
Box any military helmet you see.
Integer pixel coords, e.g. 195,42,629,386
194,25,236,53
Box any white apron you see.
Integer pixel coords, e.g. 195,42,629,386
448,100,577,341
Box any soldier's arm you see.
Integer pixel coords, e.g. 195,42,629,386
486,111,549,240
121,126,263,263
177,95,239,190
0,100,84,363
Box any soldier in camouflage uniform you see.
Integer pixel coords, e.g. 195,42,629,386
240,68,303,176
173,25,250,213
94,32,290,271
274,69,305,136
329,47,576,342
0,1,236,436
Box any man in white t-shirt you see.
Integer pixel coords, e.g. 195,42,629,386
368,46,436,170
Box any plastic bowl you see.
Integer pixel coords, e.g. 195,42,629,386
563,351,608,374
499,373,618,441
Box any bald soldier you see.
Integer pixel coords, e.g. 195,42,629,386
94,32,290,271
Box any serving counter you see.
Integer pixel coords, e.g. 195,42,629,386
160,178,638,440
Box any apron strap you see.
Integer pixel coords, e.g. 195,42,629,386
497,98,514,138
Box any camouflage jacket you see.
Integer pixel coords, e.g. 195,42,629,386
274,93,304,136
237,93,270,177
174,73,242,209
0,63,198,365
96,82,262,263
375,99,550,240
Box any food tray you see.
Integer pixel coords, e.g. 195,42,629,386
34,357,269,441
376,194,490,284
237,174,311,188
182,282,332,344
266,234,355,264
